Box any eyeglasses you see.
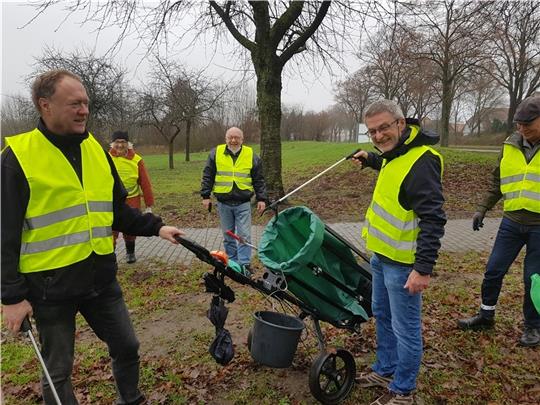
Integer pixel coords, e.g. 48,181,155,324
365,119,399,137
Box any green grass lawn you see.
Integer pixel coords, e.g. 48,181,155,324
3,141,526,405
142,141,501,227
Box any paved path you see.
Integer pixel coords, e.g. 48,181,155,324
115,218,502,265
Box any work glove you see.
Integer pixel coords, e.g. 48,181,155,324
144,207,153,214
472,211,484,231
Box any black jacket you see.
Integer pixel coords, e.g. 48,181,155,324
364,119,446,275
1,120,164,305
200,145,268,205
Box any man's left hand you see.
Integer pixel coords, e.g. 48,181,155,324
159,226,184,243
257,201,266,214
404,270,430,294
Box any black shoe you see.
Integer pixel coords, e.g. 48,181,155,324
457,313,495,331
519,327,540,347
126,253,137,264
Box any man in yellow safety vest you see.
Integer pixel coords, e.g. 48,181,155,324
351,99,446,405
458,96,540,347
201,127,267,273
1,69,183,404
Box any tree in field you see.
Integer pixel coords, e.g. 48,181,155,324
29,0,370,198
1,95,37,138
482,1,540,133
136,58,222,168
334,66,375,131
31,47,127,139
399,0,490,146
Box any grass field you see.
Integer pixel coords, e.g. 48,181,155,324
3,141,537,405
140,141,501,227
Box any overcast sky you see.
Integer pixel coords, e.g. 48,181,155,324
1,1,361,112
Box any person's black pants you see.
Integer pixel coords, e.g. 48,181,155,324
481,217,540,328
32,281,144,405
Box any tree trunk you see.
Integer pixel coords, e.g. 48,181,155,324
185,119,192,162
506,93,518,135
254,60,284,200
168,140,174,170
440,80,453,147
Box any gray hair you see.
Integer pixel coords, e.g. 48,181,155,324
363,99,405,122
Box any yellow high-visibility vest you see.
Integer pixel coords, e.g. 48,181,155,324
500,143,540,213
213,144,254,193
362,127,443,264
6,129,114,273
111,153,142,198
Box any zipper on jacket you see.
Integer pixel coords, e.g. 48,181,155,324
42,277,52,301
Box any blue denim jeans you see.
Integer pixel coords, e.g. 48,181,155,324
370,254,422,395
480,217,540,328
32,281,144,405
217,201,253,266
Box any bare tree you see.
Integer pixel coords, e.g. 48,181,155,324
334,66,375,138
1,95,38,138
136,59,217,168
31,47,127,139
482,1,540,133
28,1,376,197
400,0,490,146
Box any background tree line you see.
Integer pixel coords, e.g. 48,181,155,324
2,0,539,193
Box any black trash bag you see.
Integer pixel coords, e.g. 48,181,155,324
207,296,234,365
209,328,234,365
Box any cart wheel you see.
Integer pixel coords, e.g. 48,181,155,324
247,328,253,352
308,349,356,404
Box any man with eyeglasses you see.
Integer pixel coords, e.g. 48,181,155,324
458,96,540,347
351,99,446,405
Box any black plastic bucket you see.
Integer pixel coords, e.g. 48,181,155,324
250,311,305,368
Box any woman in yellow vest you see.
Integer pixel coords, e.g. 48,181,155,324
1,69,183,405
351,100,446,405
458,96,540,347
109,130,155,264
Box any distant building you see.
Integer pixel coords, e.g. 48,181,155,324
463,107,509,136
357,123,369,143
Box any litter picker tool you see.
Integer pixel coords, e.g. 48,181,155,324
226,230,258,250
21,317,62,405
264,148,366,214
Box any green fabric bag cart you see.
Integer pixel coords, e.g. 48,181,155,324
175,205,373,405
259,206,372,326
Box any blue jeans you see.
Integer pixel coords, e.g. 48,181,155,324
217,201,252,266
480,217,540,328
32,281,144,405
370,254,422,395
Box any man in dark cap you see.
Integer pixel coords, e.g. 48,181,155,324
458,96,540,347
109,130,155,263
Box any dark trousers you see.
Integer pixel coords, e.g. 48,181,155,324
481,217,540,328
32,281,144,404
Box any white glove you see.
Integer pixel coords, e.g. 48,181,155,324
144,207,153,214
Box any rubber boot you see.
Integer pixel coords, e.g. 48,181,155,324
126,240,136,264
457,311,494,331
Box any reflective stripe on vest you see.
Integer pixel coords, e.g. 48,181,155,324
111,153,142,198
362,129,443,264
6,129,114,273
500,143,540,213
213,144,254,193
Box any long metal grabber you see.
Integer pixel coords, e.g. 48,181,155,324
21,317,62,405
264,148,365,213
